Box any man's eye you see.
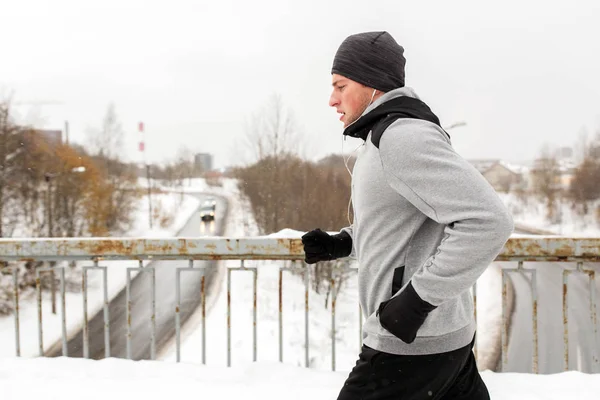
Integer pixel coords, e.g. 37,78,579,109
339,85,346,91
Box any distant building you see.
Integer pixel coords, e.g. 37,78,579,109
557,159,578,190
468,159,500,175
194,153,213,172
556,146,573,160
28,129,62,146
529,158,577,192
468,159,528,192
20,129,62,155
590,140,600,159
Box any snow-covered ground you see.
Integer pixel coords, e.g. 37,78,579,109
1,356,599,400
3,178,599,398
499,192,600,236
0,191,200,358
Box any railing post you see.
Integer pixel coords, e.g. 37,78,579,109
35,267,66,357
473,281,477,362
227,266,232,367
304,262,310,368
278,261,311,367
278,267,283,363
12,266,20,357
563,268,570,371
126,261,156,360
331,273,336,372
501,268,509,372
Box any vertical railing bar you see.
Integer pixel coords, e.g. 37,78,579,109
35,267,67,358
331,272,336,372
189,258,193,364
304,262,310,368
50,262,56,315
590,269,598,372
83,267,89,359
125,262,156,361
151,266,156,360
82,262,110,358
563,269,570,371
36,269,43,357
279,262,310,367
278,267,283,363
358,303,362,354
501,268,508,372
101,262,110,359
174,262,207,364
13,267,21,357
201,270,206,365
531,268,538,374
126,268,132,360
253,262,257,362
353,267,361,355
473,281,477,362
227,266,232,367
516,261,538,374
577,262,598,373
175,268,181,363
60,267,67,357
224,261,259,366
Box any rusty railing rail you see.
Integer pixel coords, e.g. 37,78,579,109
0,236,599,372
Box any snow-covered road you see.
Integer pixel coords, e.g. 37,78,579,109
45,193,228,359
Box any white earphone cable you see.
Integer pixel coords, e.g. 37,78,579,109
341,88,377,226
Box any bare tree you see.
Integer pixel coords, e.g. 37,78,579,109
245,93,301,163
88,103,124,161
175,146,194,184
570,158,600,214
87,104,137,234
0,100,28,237
570,127,600,215
531,145,561,220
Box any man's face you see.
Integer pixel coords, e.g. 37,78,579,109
329,74,373,128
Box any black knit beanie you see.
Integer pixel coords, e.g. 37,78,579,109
331,31,406,92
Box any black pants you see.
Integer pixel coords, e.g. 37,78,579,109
337,336,489,400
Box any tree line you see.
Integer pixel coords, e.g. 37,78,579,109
531,135,600,223
0,101,139,238
0,100,140,314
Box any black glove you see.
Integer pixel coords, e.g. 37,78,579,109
301,229,352,264
377,281,437,344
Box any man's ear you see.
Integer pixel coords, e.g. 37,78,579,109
373,89,385,100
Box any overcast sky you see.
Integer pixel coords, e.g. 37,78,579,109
2,0,599,168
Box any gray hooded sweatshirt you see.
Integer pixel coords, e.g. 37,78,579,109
343,87,514,355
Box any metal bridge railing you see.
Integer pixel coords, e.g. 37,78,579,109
0,236,599,372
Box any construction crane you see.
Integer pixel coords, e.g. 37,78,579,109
13,100,64,106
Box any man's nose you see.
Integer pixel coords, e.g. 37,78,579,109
329,93,339,108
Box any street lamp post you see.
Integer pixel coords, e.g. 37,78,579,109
44,166,87,236
443,121,467,131
43,173,56,314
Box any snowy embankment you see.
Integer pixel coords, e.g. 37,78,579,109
1,357,599,400
0,191,200,358
498,192,600,236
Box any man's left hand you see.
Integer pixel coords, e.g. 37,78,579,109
377,281,437,344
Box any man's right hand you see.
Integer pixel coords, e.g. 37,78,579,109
301,229,352,264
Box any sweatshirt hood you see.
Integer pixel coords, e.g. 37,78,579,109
343,87,441,141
